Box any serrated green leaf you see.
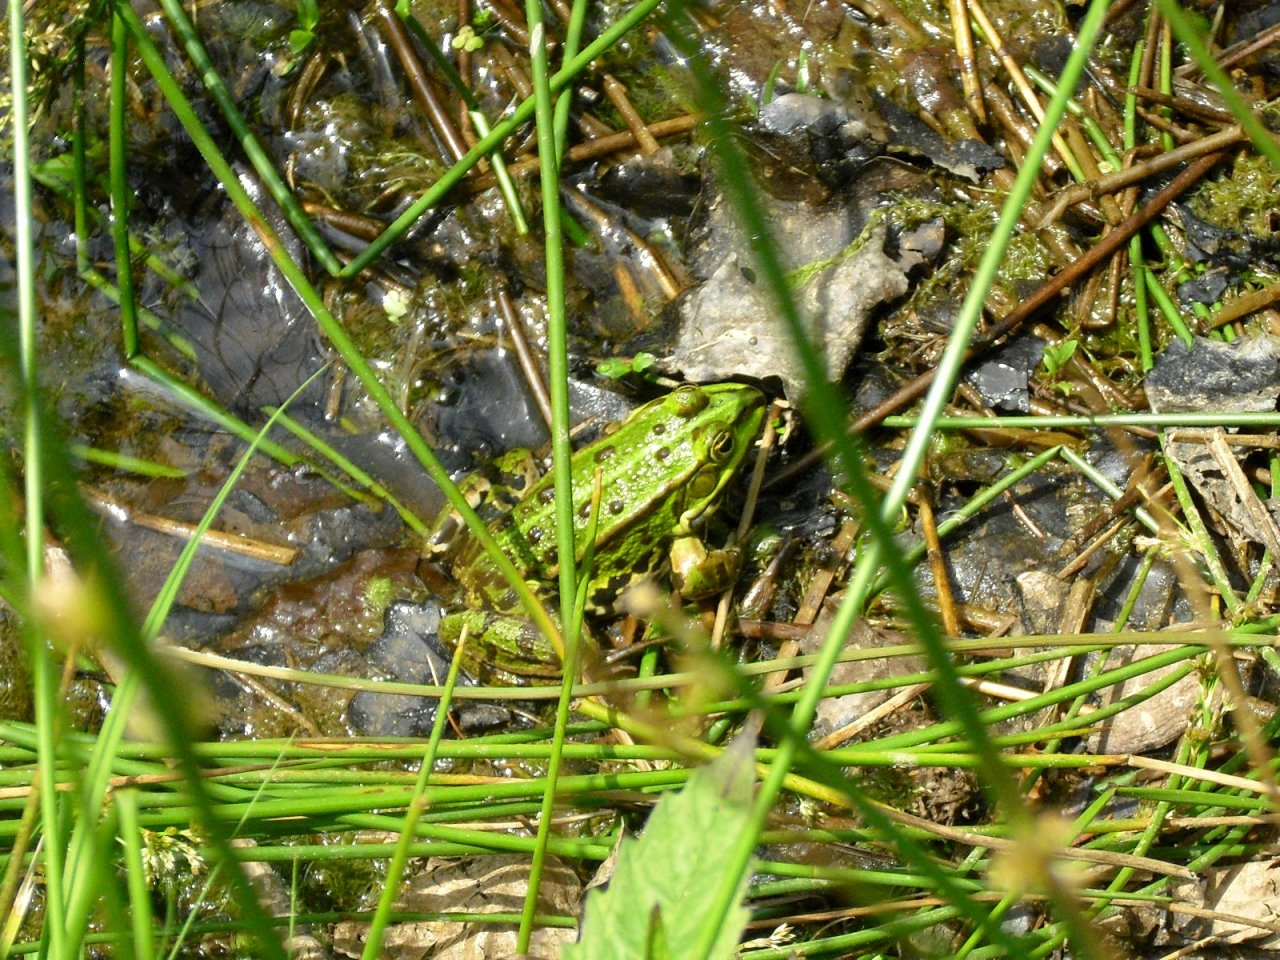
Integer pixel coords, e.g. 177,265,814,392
567,735,756,960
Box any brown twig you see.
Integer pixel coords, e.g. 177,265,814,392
375,0,470,163
1039,126,1246,225
84,487,299,565
456,0,476,148
1176,17,1280,77
947,0,985,124
470,114,703,190
495,284,554,432
481,0,531,46
918,492,959,637
1128,85,1235,126
602,74,659,155
1209,280,1280,330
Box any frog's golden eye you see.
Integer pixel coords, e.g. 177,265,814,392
708,428,734,463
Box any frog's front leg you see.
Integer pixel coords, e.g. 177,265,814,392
438,606,564,685
669,535,741,599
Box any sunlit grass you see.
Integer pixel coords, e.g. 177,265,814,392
5,0,1280,956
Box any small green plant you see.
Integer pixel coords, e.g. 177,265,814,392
288,0,319,55
1041,338,1078,377
452,25,484,53
795,48,812,95
761,50,815,107
1040,338,1079,396
596,351,658,381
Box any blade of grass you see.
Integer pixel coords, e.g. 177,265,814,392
70,29,90,275
7,3,68,953
0,783,43,959
127,356,303,467
552,0,589,162
70,445,189,479
116,790,156,960
516,0,578,948
62,796,126,960
359,625,468,959
393,12,531,232
1158,439,1241,612
60,369,328,958
263,408,429,536
110,7,139,359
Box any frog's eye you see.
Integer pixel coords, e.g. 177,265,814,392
708,428,735,463
672,385,709,417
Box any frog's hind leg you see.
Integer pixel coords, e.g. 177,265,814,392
438,610,564,685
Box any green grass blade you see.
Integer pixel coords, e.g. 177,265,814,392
70,445,189,479
263,409,429,535
116,791,156,960
517,0,578,948
60,370,326,958
394,12,531,231
110,7,139,359
359,627,468,959
552,0,589,161
7,3,68,953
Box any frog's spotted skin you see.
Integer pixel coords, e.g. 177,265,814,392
435,383,766,684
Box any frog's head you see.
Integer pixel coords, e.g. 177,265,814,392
668,383,766,532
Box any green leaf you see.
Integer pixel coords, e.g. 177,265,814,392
1041,339,1078,376
760,60,782,107
595,357,632,379
796,49,811,95
297,0,319,30
595,352,659,381
567,735,756,960
288,29,313,55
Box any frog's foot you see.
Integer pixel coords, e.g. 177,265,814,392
669,535,741,599
438,609,564,685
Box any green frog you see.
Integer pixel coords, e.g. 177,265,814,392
429,383,766,684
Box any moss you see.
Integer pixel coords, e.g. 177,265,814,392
1189,152,1280,241
885,194,1055,311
